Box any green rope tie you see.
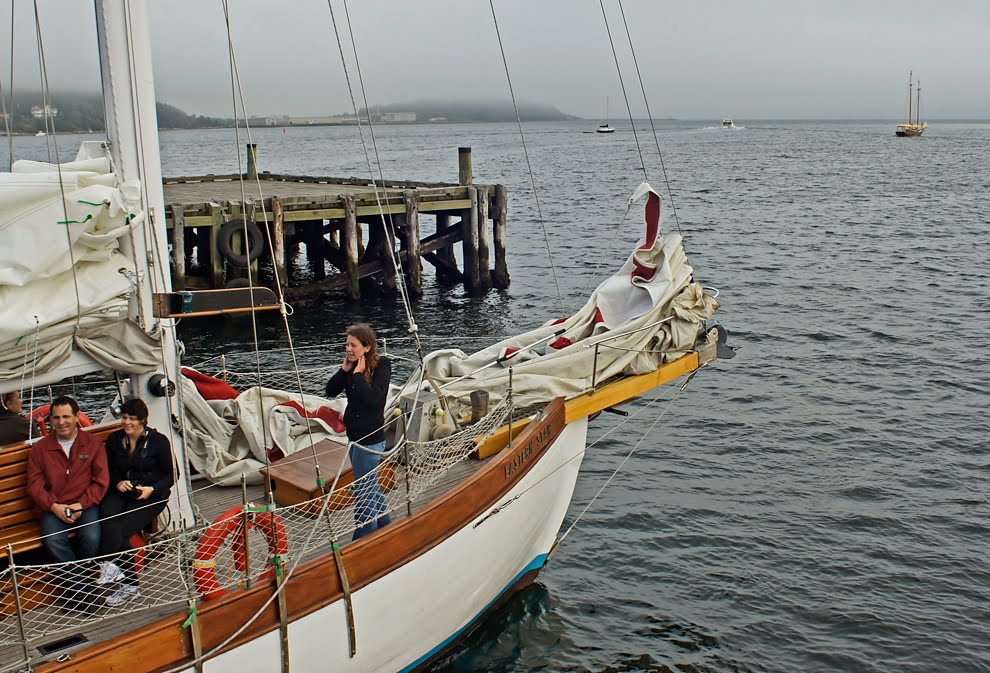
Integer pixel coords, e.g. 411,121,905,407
332,541,341,553
182,603,198,629
57,213,93,225
269,555,285,578
77,199,110,207
245,503,275,513
316,477,326,489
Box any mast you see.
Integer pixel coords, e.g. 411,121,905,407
94,0,194,527
908,70,914,124
916,80,921,126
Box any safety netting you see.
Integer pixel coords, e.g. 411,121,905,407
0,398,509,648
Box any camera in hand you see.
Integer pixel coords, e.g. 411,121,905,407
129,483,144,499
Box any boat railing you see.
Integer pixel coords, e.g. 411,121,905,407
0,398,510,654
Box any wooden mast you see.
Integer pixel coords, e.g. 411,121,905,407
908,70,914,124
914,79,921,128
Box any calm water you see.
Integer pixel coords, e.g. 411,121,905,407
4,120,989,673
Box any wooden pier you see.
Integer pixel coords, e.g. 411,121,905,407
163,146,509,301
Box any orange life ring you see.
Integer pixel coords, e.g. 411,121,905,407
192,504,288,601
26,404,93,437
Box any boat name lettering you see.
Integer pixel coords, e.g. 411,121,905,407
504,423,554,480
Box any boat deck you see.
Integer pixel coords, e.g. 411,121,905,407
0,457,485,672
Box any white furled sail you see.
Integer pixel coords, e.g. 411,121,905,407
0,149,161,383
422,182,719,414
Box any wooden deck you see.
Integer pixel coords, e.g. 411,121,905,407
0,455,485,671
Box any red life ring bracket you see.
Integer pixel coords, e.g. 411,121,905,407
192,503,288,601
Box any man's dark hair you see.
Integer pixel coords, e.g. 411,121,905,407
50,395,80,415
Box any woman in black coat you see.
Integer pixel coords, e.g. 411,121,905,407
98,398,174,606
324,323,392,540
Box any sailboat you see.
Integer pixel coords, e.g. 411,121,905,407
596,97,615,133
0,2,730,671
895,70,927,137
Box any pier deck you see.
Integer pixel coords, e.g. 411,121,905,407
162,147,508,299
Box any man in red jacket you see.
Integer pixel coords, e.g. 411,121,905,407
26,395,108,565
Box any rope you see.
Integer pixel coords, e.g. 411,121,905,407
4,0,12,169
550,370,699,559
32,1,84,336
324,0,424,359
487,0,566,315
219,0,336,500
596,0,648,183
340,0,423,359
615,0,683,238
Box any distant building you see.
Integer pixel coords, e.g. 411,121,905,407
382,112,416,123
275,115,357,126
30,104,58,119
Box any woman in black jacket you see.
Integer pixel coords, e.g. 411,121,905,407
98,398,174,606
324,323,392,540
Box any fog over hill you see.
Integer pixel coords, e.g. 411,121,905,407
357,99,576,122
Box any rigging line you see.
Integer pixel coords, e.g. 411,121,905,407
479,369,692,547
33,0,83,332
0,74,10,166
597,0,648,183
158,471,340,673
31,1,50,162
550,370,698,558
120,1,155,328
575,201,633,310
487,0,566,316
221,0,317,490
340,0,421,353
26,318,40,441
615,0,682,238
5,0,13,169
326,0,422,356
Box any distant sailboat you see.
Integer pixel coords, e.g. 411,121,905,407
596,96,615,134
896,71,926,137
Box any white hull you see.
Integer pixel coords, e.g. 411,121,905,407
197,418,588,672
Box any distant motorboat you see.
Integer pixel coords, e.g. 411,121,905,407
895,71,926,137
34,130,46,137
722,117,735,128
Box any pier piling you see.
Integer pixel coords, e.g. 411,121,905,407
342,196,360,300
493,184,510,288
402,190,423,297
171,204,186,291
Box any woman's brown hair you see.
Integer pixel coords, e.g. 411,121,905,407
346,323,379,383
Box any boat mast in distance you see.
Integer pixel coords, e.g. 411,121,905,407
895,70,927,137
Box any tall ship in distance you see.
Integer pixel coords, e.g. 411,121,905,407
896,70,926,137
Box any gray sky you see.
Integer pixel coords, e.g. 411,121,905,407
4,0,989,120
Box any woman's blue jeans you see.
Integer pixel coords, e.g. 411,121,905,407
349,441,391,540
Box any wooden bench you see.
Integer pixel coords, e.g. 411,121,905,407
0,422,121,559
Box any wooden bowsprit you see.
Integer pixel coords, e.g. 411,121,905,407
152,288,281,319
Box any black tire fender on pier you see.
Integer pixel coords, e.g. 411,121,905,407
217,218,264,267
